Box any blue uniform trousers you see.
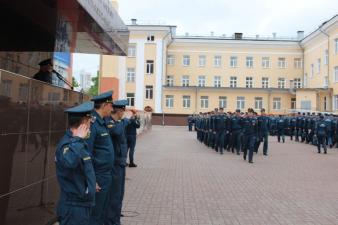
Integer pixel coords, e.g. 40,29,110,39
127,135,137,163
105,165,126,225
216,131,225,153
318,135,327,153
58,204,91,225
90,173,112,225
242,135,256,162
257,132,269,155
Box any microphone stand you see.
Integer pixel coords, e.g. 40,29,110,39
53,70,74,90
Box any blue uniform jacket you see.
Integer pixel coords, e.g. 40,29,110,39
126,118,141,135
55,130,96,207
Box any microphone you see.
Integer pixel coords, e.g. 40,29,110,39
52,69,74,90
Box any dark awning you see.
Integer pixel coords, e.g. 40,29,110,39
0,0,129,55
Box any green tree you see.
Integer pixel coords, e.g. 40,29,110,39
88,76,98,96
72,77,79,88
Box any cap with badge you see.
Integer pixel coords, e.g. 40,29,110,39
91,90,113,104
113,99,128,109
38,58,53,66
65,101,94,118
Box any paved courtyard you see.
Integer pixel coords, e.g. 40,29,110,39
122,126,338,225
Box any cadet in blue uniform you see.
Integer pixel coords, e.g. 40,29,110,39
126,110,141,167
257,108,270,156
215,108,226,154
316,114,328,154
33,58,53,84
242,108,258,163
289,116,297,140
105,100,130,225
188,115,193,131
277,115,286,143
86,91,115,225
55,102,96,225
230,109,242,155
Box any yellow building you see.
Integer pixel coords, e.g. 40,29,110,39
100,15,338,122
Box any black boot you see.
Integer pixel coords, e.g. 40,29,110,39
129,161,137,167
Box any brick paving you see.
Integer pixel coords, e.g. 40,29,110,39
122,126,338,225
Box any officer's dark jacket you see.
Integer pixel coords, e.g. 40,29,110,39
277,118,286,130
231,115,242,131
258,115,270,133
126,118,141,135
85,110,114,174
33,71,53,84
290,117,297,127
242,117,258,136
55,130,96,207
316,120,328,136
106,118,130,167
214,114,226,132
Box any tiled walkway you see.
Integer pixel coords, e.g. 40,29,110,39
122,126,338,225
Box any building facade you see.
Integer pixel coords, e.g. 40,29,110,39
100,15,338,119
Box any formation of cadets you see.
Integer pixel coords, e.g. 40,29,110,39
188,108,337,163
55,91,140,225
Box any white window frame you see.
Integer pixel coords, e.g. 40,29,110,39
214,76,221,87
262,57,270,69
334,95,338,110
199,55,206,67
198,75,206,87
324,76,328,88
335,39,338,54
262,77,269,88
334,66,338,83
183,95,191,108
183,55,190,66
146,60,154,74
145,85,153,100
165,95,174,108
317,58,321,73
254,97,263,110
303,73,308,87
278,78,285,89
167,55,175,65
126,93,135,107
278,57,286,69
236,96,245,110
147,34,155,42
246,77,253,88
294,58,303,69
230,56,237,68
310,64,314,78
246,56,253,68
324,50,328,65
166,75,174,87
230,76,237,88
214,55,222,67
126,68,135,83
294,78,302,89
200,96,209,109
273,97,281,110
128,45,136,57
182,75,190,87
219,96,227,108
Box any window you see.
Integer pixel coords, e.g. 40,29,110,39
200,96,209,109
167,55,175,65
219,96,227,108
19,83,29,101
230,56,237,68
324,76,329,88
183,95,191,108
273,97,281,110
310,64,314,78
255,97,263,110
145,85,153,99
335,95,338,110
166,75,174,86
246,77,253,88
262,77,269,88
324,50,329,65
147,34,155,42
1,79,12,97
294,78,302,88
126,68,135,82
278,57,286,68
324,96,327,111
291,98,296,109
317,58,321,73
301,101,311,110
182,75,190,87
304,73,308,87
237,96,245,110
183,55,190,66
214,55,222,67
165,95,174,108
230,76,237,88
335,39,338,54
278,78,285,89
199,55,206,67
128,45,136,57
214,76,221,87
262,57,270,68
198,76,206,87
246,56,253,68
294,58,303,69
127,93,135,107
146,60,154,74
335,66,338,82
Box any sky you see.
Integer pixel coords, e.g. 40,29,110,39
72,0,338,83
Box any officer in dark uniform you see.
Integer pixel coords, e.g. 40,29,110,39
105,99,130,225
126,110,141,167
33,58,54,84
215,108,226,154
188,115,193,131
269,115,277,136
277,115,286,143
324,115,333,147
257,108,269,156
289,115,297,140
55,102,96,225
86,91,115,225
295,112,302,141
229,109,242,155
316,114,328,154
242,108,258,163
